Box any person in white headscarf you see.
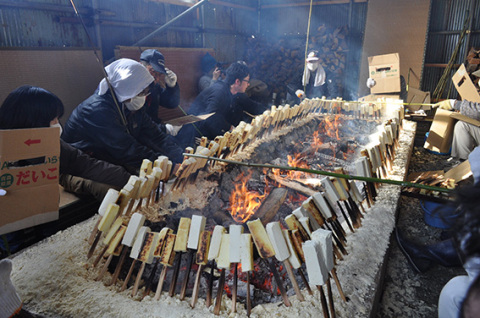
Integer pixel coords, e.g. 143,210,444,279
63,58,184,173
287,50,328,105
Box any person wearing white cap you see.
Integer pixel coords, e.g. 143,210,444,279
139,49,182,136
433,70,480,160
287,50,327,104
63,58,184,173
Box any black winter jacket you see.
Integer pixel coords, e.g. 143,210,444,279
62,91,183,172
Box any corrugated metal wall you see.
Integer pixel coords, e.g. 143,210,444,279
423,0,480,100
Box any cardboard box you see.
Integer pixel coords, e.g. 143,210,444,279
368,53,401,94
0,127,60,235
452,64,480,103
424,108,456,154
406,87,431,111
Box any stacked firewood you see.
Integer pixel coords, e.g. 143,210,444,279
245,24,349,101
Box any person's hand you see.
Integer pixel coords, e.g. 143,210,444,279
434,99,455,110
295,89,305,99
212,68,221,81
164,68,177,87
469,146,480,184
366,78,376,88
165,124,182,136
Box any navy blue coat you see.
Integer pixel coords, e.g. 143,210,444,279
62,91,183,172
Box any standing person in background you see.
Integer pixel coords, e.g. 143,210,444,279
198,52,224,92
140,49,182,136
287,50,327,105
62,58,184,174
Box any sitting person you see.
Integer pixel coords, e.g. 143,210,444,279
0,85,132,255
436,98,480,160
175,61,251,148
62,58,184,174
0,85,131,202
139,49,182,136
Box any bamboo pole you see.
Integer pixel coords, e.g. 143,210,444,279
183,153,453,194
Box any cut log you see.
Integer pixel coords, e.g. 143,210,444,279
267,172,316,197
253,187,288,225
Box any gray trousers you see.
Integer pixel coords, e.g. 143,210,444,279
452,121,480,159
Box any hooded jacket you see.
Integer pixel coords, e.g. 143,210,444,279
62,90,183,172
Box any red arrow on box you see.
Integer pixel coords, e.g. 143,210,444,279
24,139,41,146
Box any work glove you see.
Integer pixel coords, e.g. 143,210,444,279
165,124,182,136
165,68,177,88
295,89,305,99
434,99,455,110
469,146,480,184
0,259,22,318
366,78,376,88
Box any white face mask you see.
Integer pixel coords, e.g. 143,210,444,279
307,62,319,72
124,95,146,111
50,123,63,136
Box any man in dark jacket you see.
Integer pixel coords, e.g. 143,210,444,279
140,49,181,135
175,61,251,148
62,59,184,174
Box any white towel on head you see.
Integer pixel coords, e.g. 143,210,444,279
98,58,154,103
302,64,326,87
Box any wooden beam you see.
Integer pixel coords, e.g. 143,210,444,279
147,0,195,7
261,0,367,9
208,0,257,11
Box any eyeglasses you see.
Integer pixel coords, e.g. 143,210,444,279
242,79,250,84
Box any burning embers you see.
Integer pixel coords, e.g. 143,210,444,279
228,171,268,223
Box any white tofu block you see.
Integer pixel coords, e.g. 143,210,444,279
247,219,275,259
153,227,173,258
208,225,226,261
103,217,124,245
98,203,119,232
98,189,119,216
349,180,364,203
367,147,378,170
174,217,191,252
187,215,207,250
130,226,151,259
311,229,334,271
373,145,382,167
122,212,146,247
298,217,313,236
266,222,290,262
127,176,142,199
355,159,367,177
138,231,159,264
292,206,309,220
196,231,211,265
240,234,254,272
302,240,328,286
160,233,176,266
283,230,301,269
140,175,156,198
332,178,349,201
139,159,153,178
362,157,373,177
216,233,231,269
321,177,340,202
312,192,333,219
229,224,244,263
301,198,321,230
106,225,127,255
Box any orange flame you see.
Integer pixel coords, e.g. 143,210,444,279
229,171,267,223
